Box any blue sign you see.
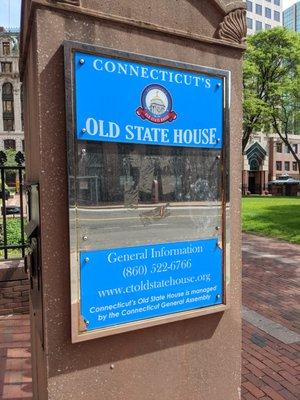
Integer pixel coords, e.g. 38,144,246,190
74,52,223,149
80,238,223,331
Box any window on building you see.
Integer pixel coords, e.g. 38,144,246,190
3,119,14,131
274,11,280,22
246,1,253,12
3,100,13,112
292,162,297,171
4,139,16,150
250,159,260,171
2,82,14,132
274,0,280,6
256,4,262,15
265,23,271,29
292,144,298,153
285,161,290,171
256,21,263,31
247,18,253,29
265,8,272,18
2,82,13,96
1,62,12,73
276,142,282,153
2,41,10,55
22,140,25,152
285,145,290,153
276,161,282,171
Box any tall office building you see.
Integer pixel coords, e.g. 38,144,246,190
246,0,283,34
283,1,300,32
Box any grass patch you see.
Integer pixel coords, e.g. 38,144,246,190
0,217,26,259
242,196,300,244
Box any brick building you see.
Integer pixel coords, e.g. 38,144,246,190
242,133,300,194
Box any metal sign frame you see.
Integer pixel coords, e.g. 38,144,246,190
64,41,230,343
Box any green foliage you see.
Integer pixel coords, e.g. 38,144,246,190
242,196,300,244
0,217,25,259
0,218,23,244
243,28,300,152
6,218,24,245
2,149,18,187
4,148,17,166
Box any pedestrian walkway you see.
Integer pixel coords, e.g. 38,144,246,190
242,320,300,400
242,234,300,400
0,314,31,399
242,234,300,333
0,233,299,399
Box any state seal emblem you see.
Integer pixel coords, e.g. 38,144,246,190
136,84,177,123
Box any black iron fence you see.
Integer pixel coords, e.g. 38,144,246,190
0,151,26,260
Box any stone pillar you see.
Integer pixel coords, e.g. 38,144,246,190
259,171,262,194
262,171,266,192
14,81,22,132
16,138,22,152
0,84,3,132
242,170,248,194
20,1,246,399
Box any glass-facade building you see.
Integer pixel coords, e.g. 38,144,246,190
246,0,283,34
283,1,300,32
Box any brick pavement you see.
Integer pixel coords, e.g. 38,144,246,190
0,314,32,399
0,233,299,399
242,234,300,400
242,234,300,334
242,321,300,400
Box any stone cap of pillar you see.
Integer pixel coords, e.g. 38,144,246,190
20,0,246,78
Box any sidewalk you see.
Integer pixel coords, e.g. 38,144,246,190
0,233,299,399
0,314,31,399
242,234,300,400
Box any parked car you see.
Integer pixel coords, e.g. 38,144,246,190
4,205,20,215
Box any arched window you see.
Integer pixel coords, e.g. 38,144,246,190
250,158,260,171
2,82,14,131
2,82,13,95
4,139,16,150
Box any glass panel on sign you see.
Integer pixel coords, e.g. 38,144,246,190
75,141,222,251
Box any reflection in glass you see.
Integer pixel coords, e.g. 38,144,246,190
71,141,223,250
75,142,221,206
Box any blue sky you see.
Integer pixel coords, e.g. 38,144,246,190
283,0,299,9
0,0,298,28
0,0,21,28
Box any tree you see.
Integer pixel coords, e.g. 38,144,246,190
243,49,268,151
266,37,300,173
4,148,17,165
243,28,300,172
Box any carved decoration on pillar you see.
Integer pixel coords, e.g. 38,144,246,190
218,8,247,44
49,0,80,6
